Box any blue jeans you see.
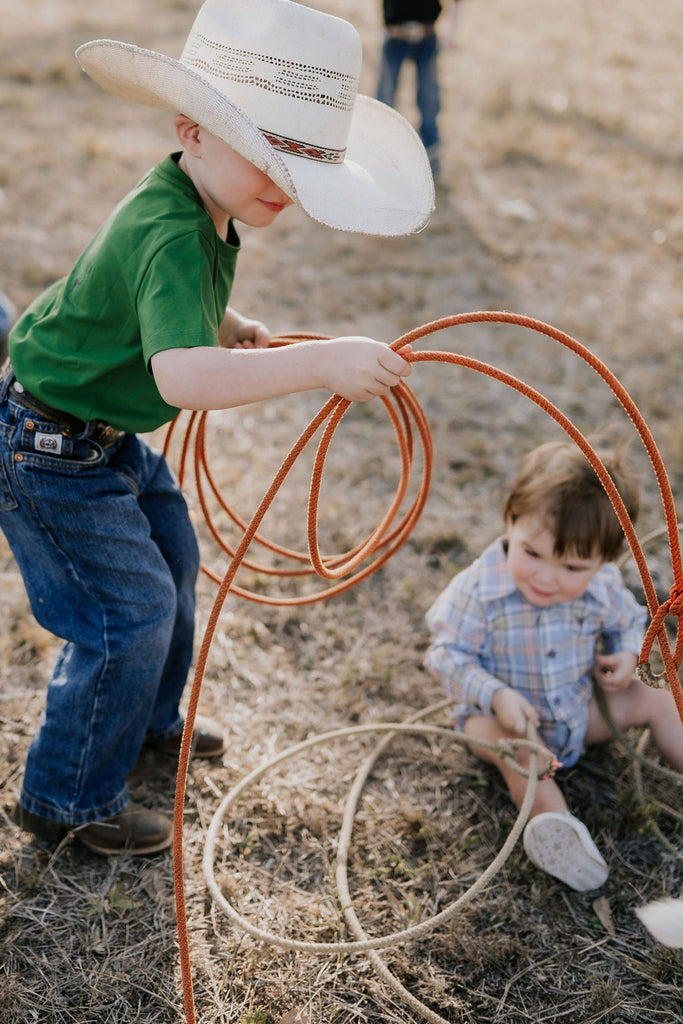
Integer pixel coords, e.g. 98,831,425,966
376,32,441,157
0,375,200,825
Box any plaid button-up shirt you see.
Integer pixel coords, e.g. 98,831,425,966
424,537,646,765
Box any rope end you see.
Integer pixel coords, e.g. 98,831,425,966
542,756,563,781
636,661,670,690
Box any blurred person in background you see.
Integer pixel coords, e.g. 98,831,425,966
376,0,461,177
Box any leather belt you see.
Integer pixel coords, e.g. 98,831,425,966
6,374,125,448
386,22,435,42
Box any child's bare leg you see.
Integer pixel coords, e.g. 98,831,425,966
463,715,567,817
463,715,609,890
586,675,683,772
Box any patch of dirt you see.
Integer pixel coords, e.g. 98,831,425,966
1,2,682,1022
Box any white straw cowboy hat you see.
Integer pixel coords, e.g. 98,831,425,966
76,0,434,236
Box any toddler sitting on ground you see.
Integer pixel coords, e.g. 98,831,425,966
425,439,683,891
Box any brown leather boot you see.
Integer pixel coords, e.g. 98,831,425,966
12,803,67,843
14,801,172,856
145,714,226,758
76,803,172,855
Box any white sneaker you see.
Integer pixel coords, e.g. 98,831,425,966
523,811,609,892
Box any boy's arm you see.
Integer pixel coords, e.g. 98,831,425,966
593,567,647,691
424,577,507,712
150,337,412,408
424,636,507,712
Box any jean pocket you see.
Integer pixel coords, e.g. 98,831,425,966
17,419,103,470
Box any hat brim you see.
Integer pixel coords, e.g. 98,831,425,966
76,40,434,236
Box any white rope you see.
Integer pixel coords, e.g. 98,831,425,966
202,703,547,1020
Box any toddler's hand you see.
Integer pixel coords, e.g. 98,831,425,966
319,337,412,402
491,687,540,737
594,650,638,692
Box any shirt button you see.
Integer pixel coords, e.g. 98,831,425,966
547,650,556,658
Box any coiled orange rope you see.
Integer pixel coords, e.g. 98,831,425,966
165,311,683,1023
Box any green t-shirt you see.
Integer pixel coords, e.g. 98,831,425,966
9,154,240,433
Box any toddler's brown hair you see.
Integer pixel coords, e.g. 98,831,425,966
503,440,639,562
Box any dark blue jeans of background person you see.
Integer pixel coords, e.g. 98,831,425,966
376,31,441,168
0,375,200,826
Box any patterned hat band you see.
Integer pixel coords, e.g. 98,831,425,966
260,130,345,164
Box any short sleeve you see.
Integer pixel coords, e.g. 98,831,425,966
137,232,222,366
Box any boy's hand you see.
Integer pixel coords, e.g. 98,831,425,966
594,650,638,693
219,306,271,349
491,687,540,737
319,337,412,402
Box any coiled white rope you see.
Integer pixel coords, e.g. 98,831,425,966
203,702,546,1022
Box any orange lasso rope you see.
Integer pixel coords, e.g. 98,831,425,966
166,312,683,1023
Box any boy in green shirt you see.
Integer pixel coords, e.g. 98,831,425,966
2,0,433,855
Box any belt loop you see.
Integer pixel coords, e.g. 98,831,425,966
0,361,15,403
72,417,93,441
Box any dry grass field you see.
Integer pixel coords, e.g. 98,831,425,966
1,1,682,1022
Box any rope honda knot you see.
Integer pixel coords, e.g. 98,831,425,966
542,755,564,781
666,583,683,618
